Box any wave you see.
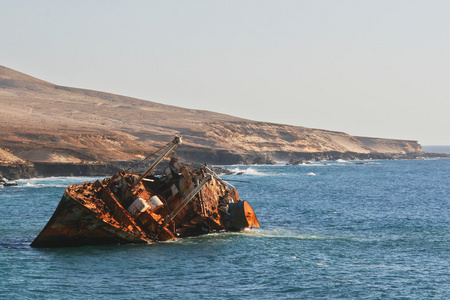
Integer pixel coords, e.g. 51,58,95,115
274,160,289,165
335,159,349,163
18,182,69,188
237,228,326,240
227,167,267,176
15,176,101,188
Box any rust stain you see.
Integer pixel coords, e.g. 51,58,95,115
31,136,260,248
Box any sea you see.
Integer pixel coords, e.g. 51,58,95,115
1,158,449,299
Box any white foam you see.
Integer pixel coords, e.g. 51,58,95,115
228,167,266,176
306,172,316,176
21,182,68,188
336,159,349,163
16,176,100,188
239,228,325,240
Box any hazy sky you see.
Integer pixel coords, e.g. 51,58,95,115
1,0,449,145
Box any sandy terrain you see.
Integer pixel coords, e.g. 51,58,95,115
0,65,422,165
0,148,26,164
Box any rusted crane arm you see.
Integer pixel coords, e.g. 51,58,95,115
162,175,212,227
131,136,182,189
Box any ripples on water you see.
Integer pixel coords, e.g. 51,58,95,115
1,160,449,299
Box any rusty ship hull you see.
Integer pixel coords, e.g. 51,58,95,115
31,137,259,248
31,191,149,247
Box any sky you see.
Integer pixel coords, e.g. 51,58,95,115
1,0,449,145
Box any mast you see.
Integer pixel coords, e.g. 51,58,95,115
131,136,182,189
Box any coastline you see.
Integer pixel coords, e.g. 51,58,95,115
1,151,448,180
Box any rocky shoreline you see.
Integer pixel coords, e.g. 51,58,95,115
0,160,154,181
1,151,448,180
2,65,437,181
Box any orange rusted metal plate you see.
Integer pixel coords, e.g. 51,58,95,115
31,143,260,247
243,200,260,228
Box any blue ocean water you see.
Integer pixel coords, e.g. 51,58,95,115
0,159,449,299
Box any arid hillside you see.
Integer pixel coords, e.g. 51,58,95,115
0,65,422,167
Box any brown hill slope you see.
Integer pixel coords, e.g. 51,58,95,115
0,65,421,166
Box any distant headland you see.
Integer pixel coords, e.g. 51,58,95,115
0,65,447,179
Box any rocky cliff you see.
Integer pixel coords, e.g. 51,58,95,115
0,65,424,178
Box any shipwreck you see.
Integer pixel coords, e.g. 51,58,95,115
31,136,259,248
